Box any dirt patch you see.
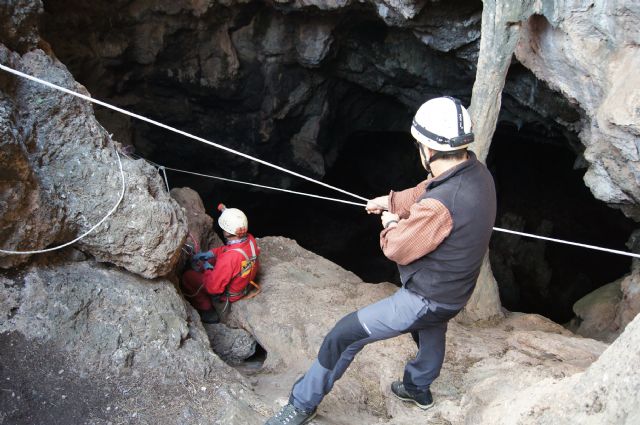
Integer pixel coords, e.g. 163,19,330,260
0,331,118,425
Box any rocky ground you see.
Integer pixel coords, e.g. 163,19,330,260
2,238,638,425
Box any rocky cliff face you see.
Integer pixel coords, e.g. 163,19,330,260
0,1,187,277
515,3,640,220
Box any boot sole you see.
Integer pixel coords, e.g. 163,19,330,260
392,392,435,410
301,411,317,424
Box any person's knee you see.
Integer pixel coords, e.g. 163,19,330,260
318,312,368,370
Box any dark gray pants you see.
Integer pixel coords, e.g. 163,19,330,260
290,287,460,412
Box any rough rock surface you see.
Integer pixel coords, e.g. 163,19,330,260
229,237,614,424
617,272,640,331
570,271,640,342
0,45,187,277
205,323,257,365
2,236,637,425
515,4,640,219
0,0,41,53
478,313,640,425
0,259,267,424
38,0,576,188
171,186,221,251
571,279,623,342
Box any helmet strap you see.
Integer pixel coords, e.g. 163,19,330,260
418,143,440,176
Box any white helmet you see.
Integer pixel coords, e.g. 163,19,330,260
217,204,248,236
411,96,474,152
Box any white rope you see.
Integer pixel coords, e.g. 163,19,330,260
0,63,368,202
156,160,640,259
3,64,637,260
492,227,640,259
160,166,170,193
162,165,368,207
0,147,126,255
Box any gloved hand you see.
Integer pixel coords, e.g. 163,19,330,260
381,211,400,229
192,251,214,261
202,262,214,271
191,251,215,271
366,195,389,215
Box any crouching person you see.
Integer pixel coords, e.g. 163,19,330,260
181,204,260,324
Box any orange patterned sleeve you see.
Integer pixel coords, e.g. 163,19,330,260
388,179,430,219
380,198,453,265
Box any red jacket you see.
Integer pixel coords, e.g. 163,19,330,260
202,234,260,302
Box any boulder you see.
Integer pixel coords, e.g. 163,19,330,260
204,323,257,364
170,186,221,252
0,45,187,278
0,259,267,424
567,269,640,342
477,313,640,425
571,279,623,342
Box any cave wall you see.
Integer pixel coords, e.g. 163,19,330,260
515,3,640,220
38,0,580,191
0,0,187,277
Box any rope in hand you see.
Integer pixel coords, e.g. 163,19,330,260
130,154,640,260
1,63,639,260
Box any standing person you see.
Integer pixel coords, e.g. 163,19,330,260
182,204,260,324
265,96,496,424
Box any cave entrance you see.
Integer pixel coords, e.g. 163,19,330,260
487,122,635,323
166,121,635,325
200,130,424,284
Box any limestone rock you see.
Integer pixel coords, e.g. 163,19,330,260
0,259,266,424
204,323,257,364
295,21,334,67
0,0,41,52
1,261,210,375
567,270,640,342
572,278,623,342
477,313,640,425
616,272,640,332
0,45,187,278
515,7,640,219
170,186,220,251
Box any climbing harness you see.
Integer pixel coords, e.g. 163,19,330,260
1,63,639,260
182,239,260,312
208,238,261,314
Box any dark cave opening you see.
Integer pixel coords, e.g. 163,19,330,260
181,122,636,325
36,0,636,325
487,122,634,323
131,116,636,325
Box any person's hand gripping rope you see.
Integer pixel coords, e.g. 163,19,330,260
365,195,399,229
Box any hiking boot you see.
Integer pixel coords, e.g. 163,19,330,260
264,402,316,425
198,308,219,324
391,381,434,410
